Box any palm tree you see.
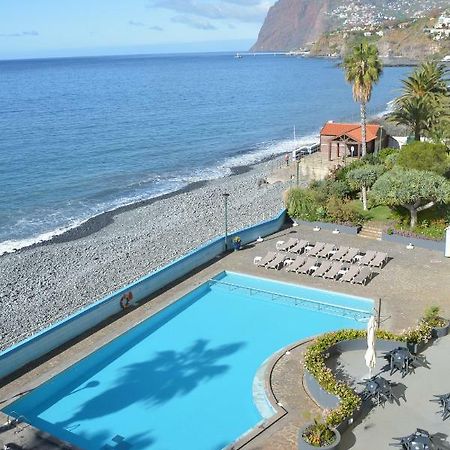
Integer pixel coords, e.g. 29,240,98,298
389,61,449,141
343,42,383,157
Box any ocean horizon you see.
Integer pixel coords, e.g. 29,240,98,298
0,53,410,255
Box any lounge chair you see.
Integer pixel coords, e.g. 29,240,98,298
351,266,374,285
357,250,377,266
285,255,307,272
289,239,309,254
342,247,360,263
265,253,286,270
255,251,277,267
298,257,319,275
312,260,333,277
306,242,325,257
276,238,298,251
316,243,336,259
330,246,349,261
340,265,360,282
323,262,344,280
369,252,388,268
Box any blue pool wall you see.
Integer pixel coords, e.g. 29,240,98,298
0,209,287,381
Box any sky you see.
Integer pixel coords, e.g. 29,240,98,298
0,0,274,59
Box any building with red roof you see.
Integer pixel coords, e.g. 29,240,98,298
320,122,386,161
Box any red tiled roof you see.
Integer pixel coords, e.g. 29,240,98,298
320,122,380,143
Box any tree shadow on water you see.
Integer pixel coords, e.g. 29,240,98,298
57,339,245,427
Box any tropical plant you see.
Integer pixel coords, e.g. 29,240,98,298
346,164,385,210
343,42,383,157
302,419,336,447
389,61,449,141
396,141,449,176
370,168,450,228
422,306,447,328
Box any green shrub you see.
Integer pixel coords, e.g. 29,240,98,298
334,159,365,181
325,196,366,225
396,141,450,176
383,152,399,170
361,153,381,165
313,179,352,202
286,188,322,221
378,147,399,162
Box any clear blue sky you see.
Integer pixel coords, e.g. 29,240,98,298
0,0,273,59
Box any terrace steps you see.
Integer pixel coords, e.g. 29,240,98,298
358,222,383,240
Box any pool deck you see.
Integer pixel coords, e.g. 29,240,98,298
1,223,450,449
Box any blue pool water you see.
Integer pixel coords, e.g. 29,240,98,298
4,272,373,450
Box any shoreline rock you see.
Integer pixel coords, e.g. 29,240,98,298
0,158,289,351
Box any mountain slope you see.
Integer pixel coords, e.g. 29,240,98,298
251,0,449,52
251,0,331,52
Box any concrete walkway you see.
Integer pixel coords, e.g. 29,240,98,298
334,336,450,449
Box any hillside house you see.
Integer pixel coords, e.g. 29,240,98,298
320,122,386,161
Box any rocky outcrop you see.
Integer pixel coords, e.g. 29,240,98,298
250,0,332,52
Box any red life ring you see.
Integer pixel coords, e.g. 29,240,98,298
120,292,133,309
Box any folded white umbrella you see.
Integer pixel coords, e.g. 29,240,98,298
364,316,377,377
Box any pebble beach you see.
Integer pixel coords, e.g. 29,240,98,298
0,159,291,351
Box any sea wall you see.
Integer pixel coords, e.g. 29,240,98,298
0,210,287,381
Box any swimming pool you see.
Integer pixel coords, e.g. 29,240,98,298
3,272,373,450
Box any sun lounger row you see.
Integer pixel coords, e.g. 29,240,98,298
275,238,388,268
284,255,375,285
255,251,375,285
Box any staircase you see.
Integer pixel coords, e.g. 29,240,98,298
359,221,384,240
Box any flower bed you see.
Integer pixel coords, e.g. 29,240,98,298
303,325,432,429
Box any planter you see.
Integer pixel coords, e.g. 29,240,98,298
298,425,341,450
232,241,242,251
406,341,426,355
431,320,449,338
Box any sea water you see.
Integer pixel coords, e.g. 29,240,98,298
0,53,410,253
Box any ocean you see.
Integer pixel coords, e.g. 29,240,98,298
0,53,410,254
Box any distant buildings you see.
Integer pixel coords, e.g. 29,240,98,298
424,12,450,40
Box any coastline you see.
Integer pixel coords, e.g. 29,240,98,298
0,156,292,350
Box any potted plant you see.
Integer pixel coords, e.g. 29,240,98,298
298,419,341,450
422,306,449,338
232,236,242,251
402,321,432,354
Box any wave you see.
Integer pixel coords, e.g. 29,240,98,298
0,132,320,256
219,133,320,169
373,99,396,119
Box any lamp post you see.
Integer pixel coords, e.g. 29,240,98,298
223,193,230,251
296,158,300,187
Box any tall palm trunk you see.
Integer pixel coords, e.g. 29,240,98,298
360,100,367,157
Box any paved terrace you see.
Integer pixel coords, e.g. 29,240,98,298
1,224,450,449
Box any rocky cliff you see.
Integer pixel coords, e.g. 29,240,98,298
251,0,332,52
251,0,449,53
